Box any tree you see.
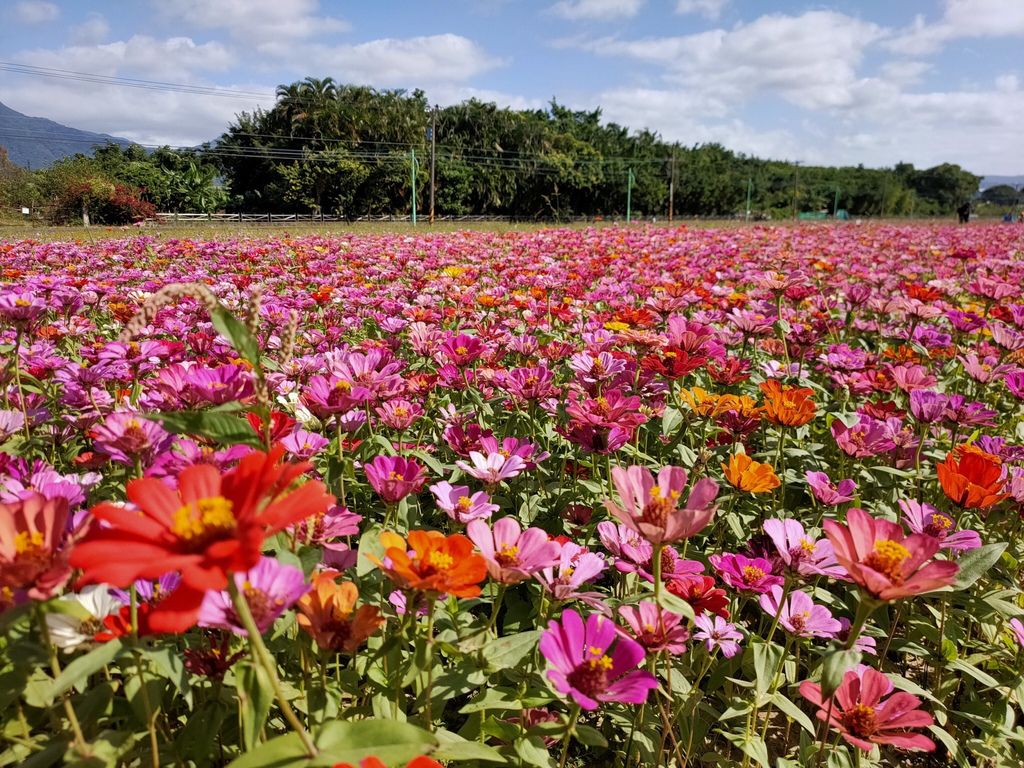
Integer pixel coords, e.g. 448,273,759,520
278,147,369,216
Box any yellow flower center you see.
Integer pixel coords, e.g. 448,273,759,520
799,538,816,553
840,702,877,738
455,345,469,356
586,646,614,670
334,380,351,392
863,539,910,584
495,544,519,567
742,565,766,583
14,298,30,307
14,530,45,555
427,550,453,571
171,496,236,545
455,496,473,512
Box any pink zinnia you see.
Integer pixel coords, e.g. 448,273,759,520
832,417,895,458
455,451,526,485
763,518,845,578
759,585,841,639
805,471,857,506
799,666,935,753
91,411,173,468
429,481,498,523
197,556,310,636
0,494,74,610
466,517,560,584
709,552,783,594
898,499,981,553
1008,618,1024,649
375,399,424,431
539,609,658,710
535,542,608,612
364,455,427,503
596,521,702,582
823,507,959,601
617,601,689,654
692,613,743,658
279,429,330,460
605,464,719,545
302,375,372,419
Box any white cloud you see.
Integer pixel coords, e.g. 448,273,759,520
878,59,930,87
576,12,885,111
0,36,254,145
589,86,810,161
13,1,59,24
155,0,349,43
675,0,727,19
70,14,111,45
886,0,1024,55
265,35,503,86
548,0,644,21
16,36,236,78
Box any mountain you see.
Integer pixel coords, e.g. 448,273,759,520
0,101,134,169
980,175,1024,190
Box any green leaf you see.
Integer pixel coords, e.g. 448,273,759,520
236,661,274,752
309,719,438,766
662,406,683,434
657,589,696,623
722,730,770,768
514,734,556,768
149,409,262,447
226,733,308,768
946,659,1000,689
432,729,508,763
771,691,816,735
820,646,861,700
952,542,1007,590
211,304,262,366
46,639,124,702
750,638,784,697
357,523,386,577
460,686,521,714
481,630,541,673
574,724,608,748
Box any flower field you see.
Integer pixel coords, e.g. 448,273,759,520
2,223,1024,768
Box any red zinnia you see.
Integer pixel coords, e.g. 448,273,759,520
70,447,333,633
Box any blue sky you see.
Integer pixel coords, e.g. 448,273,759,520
1,0,1022,173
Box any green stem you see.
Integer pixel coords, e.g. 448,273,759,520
129,585,161,768
227,578,317,758
34,605,89,754
558,703,581,768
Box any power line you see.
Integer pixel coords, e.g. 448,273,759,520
0,62,273,101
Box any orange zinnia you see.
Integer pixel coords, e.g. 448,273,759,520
296,570,383,653
936,446,1008,509
373,530,487,598
759,380,816,427
678,387,720,417
722,453,781,493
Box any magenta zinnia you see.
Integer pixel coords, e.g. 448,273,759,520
539,609,657,710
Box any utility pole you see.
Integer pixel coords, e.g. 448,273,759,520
745,177,753,222
668,145,676,223
410,149,417,225
428,105,436,225
626,167,634,223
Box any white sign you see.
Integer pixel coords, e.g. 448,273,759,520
21,207,30,215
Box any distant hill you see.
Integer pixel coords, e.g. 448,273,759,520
0,101,134,169
981,175,1024,190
